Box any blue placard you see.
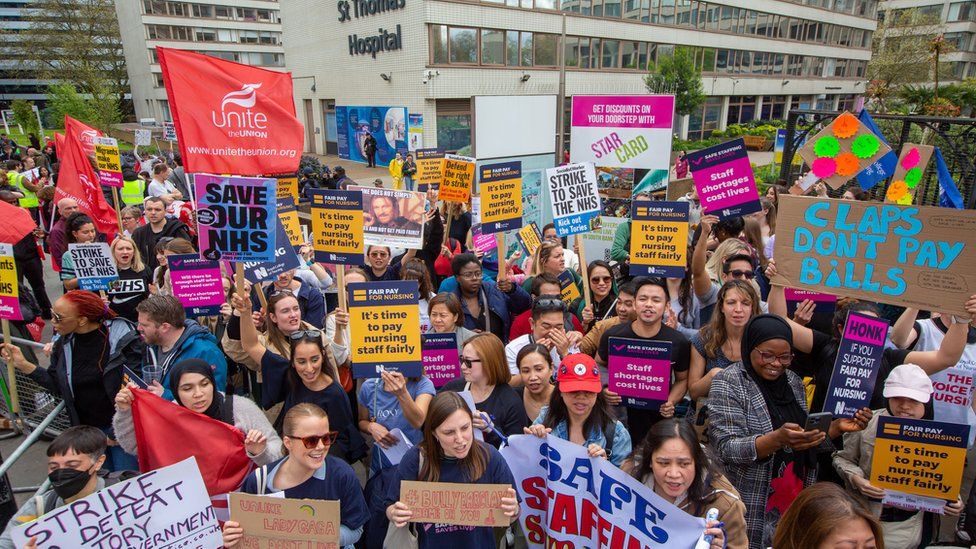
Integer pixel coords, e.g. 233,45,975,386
241,217,302,284
822,311,891,417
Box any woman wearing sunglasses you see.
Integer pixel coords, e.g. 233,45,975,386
708,314,871,549
384,392,519,548
222,403,368,549
231,292,366,463
579,260,618,332
113,358,282,466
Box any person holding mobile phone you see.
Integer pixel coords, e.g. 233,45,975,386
833,364,963,548
709,314,872,549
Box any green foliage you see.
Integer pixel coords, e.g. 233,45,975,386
10,100,40,137
711,120,785,140
44,83,120,131
644,47,705,117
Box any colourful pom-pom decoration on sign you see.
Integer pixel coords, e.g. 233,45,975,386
812,157,837,178
814,136,841,158
851,134,880,159
832,112,860,139
886,180,908,201
901,147,921,170
904,167,923,189
834,152,859,176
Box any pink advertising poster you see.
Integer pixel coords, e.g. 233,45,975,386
686,138,762,219
570,95,675,170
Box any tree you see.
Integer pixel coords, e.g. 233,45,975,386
868,8,952,112
10,100,40,137
45,83,95,128
644,46,705,135
18,0,128,127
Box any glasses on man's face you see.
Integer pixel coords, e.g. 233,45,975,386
289,330,321,341
287,431,338,449
754,350,794,365
459,270,482,280
590,276,612,284
725,269,756,280
461,357,482,368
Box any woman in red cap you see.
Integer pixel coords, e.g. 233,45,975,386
523,353,632,467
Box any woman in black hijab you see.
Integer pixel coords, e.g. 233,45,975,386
707,314,872,549
113,359,284,467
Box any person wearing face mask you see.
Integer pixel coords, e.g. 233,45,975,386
112,359,283,467
221,404,368,549
0,427,137,549
624,418,746,548
384,392,520,548
523,353,632,467
833,364,962,548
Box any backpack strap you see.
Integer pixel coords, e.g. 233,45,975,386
255,464,269,496
221,394,235,424
602,421,616,460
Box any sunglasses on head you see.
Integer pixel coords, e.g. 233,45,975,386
287,431,339,449
289,329,321,341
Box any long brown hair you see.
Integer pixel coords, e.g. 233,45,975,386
773,482,884,549
266,291,300,355
418,392,487,483
699,280,760,360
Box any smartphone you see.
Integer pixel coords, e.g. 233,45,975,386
804,412,833,433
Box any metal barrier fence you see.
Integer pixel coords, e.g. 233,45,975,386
0,335,72,439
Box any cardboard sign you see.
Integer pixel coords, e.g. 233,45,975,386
400,481,511,527
557,271,581,304
628,200,689,277
785,288,837,316
797,111,893,189
479,161,523,234
822,312,889,417
569,95,675,170
12,457,221,549
0,244,21,321
93,136,122,188
168,253,225,316
354,186,427,250
241,217,302,284
607,337,672,409
886,143,935,205
348,280,421,378
546,162,602,237
134,128,152,146
580,216,628,264
68,242,118,291
422,332,460,388
229,493,340,548
440,154,475,203
195,174,277,262
276,176,299,203
163,122,177,141
309,188,365,265
772,195,976,315
415,148,444,192
277,197,304,249
516,222,543,257
871,416,969,500
500,435,706,549
686,138,761,219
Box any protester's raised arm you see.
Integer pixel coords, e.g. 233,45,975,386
890,307,920,350
907,313,971,375
233,293,266,365
691,215,717,298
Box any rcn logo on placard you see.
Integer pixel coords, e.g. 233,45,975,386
211,83,269,138
253,266,268,279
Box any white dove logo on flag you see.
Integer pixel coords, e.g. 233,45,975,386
220,83,262,111
211,83,269,137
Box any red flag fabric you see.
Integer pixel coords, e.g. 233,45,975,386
130,388,253,496
0,199,36,244
55,117,117,240
64,116,100,157
157,47,303,176
54,131,64,154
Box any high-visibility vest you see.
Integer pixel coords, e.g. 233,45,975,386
10,172,37,208
121,178,145,206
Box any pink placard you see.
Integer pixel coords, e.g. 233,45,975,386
571,96,675,129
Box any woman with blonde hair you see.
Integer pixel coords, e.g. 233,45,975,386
221,403,368,549
442,333,529,448
521,240,583,312
384,392,519,548
107,235,151,322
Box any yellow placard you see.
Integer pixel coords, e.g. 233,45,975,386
276,176,299,202
480,161,522,233
347,281,422,378
870,416,968,500
517,224,542,257
309,189,364,265
440,155,475,203
415,149,445,191
0,245,20,320
558,271,581,304
628,201,690,277
277,198,304,248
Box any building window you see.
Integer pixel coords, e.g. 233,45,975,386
535,33,558,66
481,29,505,65
449,27,478,64
506,31,519,65
687,96,723,140
196,29,216,42
431,25,448,64
564,36,579,67
949,2,974,22
214,6,231,18
726,96,756,125
436,100,472,153
761,95,787,120
520,32,534,66
191,4,212,17
153,73,165,87
621,41,640,69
